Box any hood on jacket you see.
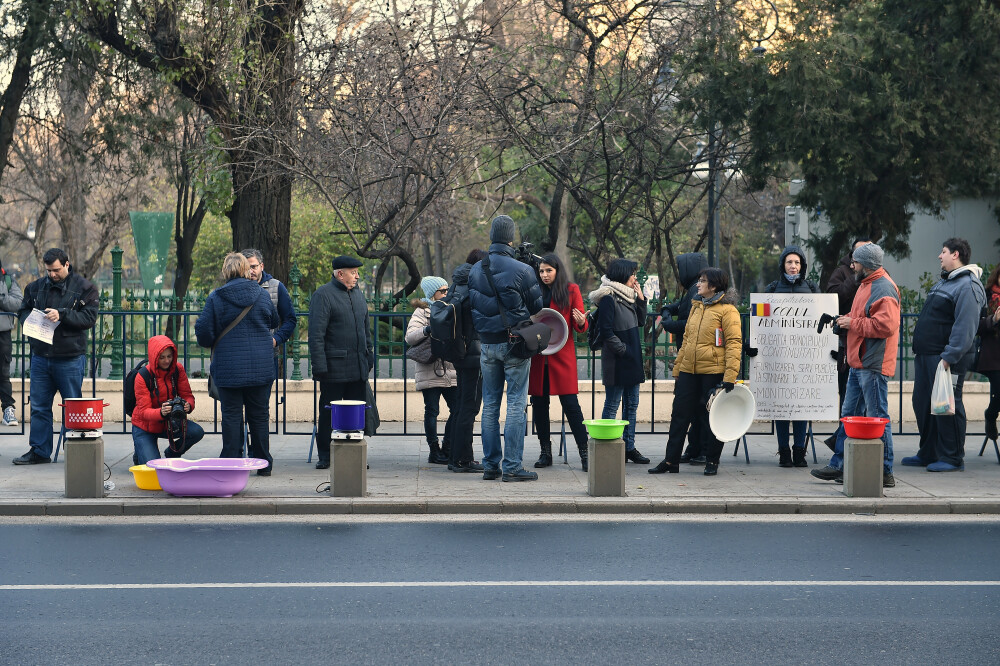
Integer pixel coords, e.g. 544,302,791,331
410,298,429,310
677,252,708,290
945,264,983,281
451,262,472,286
778,245,808,282
701,287,740,307
147,334,178,377
216,277,264,308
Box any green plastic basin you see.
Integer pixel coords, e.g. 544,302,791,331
582,419,629,440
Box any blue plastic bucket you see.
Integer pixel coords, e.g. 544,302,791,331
328,400,367,431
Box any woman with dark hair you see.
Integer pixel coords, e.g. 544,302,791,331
977,263,1000,441
529,254,589,470
589,257,649,464
649,267,741,475
446,248,488,472
746,245,820,467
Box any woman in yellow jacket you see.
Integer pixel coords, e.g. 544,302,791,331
649,268,742,475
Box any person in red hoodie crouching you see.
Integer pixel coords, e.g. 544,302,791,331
131,335,205,465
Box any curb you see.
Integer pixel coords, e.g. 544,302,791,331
1,497,999,517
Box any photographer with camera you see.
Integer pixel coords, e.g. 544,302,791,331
131,335,204,465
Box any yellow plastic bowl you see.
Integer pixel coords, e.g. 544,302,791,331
129,464,162,491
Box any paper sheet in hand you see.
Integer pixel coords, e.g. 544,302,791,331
22,308,59,344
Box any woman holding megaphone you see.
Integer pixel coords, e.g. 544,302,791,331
649,267,742,476
528,254,590,470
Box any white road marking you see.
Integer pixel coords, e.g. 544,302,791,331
2,580,999,591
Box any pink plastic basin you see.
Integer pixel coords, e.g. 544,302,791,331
146,457,269,497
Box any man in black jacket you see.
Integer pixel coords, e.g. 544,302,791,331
308,255,374,469
14,249,99,464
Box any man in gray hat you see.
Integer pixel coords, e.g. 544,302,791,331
468,215,543,481
811,243,900,487
308,255,373,469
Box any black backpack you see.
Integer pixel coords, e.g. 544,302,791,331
586,308,604,351
124,359,178,417
429,289,467,363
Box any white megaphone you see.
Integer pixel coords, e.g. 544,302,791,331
531,308,569,355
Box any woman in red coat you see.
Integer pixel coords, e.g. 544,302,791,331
529,254,590,470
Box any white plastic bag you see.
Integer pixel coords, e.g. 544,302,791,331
931,359,956,416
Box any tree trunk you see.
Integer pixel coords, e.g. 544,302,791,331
228,166,292,283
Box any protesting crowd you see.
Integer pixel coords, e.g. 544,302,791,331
2,223,997,487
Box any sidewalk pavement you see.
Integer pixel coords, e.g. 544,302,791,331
1,423,998,516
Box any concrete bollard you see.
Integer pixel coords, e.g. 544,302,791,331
64,436,105,498
587,437,626,497
331,437,367,497
843,437,883,498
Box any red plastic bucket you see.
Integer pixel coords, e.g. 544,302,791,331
840,416,889,439
327,400,367,431
59,398,110,431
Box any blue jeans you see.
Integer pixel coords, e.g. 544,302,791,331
602,384,640,451
479,342,531,474
830,367,893,473
29,354,84,458
132,421,206,465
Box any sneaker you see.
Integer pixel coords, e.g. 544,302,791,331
927,461,964,472
900,455,929,467
12,450,50,465
315,460,330,470
451,460,484,473
810,465,843,482
2,406,16,426
482,468,501,481
625,449,650,464
688,455,707,465
883,473,896,488
502,469,538,482
703,462,718,476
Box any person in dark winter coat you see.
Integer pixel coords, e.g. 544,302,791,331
468,215,544,481
660,252,707,463
241,249,297,377
196,252,279,474
131,335,204,465
746,246,820,468
905,238,987,471
977,263,1000,441
590,258,649,464
823,238,871,450
446,249,486,473
308,255,374,469
528,253,589,470
14,248,98,465
0,257,23,427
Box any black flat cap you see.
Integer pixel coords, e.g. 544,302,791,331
332,255,363,270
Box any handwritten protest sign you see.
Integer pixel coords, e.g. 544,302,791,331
748,293,839,421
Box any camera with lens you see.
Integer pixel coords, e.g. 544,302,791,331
514,242,545,270
164,396,187,433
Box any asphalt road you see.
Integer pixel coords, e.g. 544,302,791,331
2,517,998,665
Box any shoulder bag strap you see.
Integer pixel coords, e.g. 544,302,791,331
211,304,253,356
481,254,511,332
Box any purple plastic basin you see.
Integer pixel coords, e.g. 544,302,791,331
146,457,269,497
327,400,367,431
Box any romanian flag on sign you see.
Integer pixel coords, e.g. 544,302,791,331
751,303,771,316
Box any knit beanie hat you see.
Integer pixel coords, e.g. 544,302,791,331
852,243,884,270
489,215,516,244
419,275,448,303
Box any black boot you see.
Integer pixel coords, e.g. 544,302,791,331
778,449,793,468
535,441,553,468
578,444,588,472
792,446,808,467
427,442,448,464
986,410,999,441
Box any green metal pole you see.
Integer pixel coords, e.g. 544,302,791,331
109,244,124,380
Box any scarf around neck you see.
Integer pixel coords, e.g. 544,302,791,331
600,275,635,304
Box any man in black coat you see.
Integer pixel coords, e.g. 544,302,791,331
14,248,99,464
308,255,374,469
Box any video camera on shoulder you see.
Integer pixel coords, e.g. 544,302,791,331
514,242,545,269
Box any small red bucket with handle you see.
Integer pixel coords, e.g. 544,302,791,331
59,398,111,431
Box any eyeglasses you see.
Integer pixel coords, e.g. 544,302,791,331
696,278,708,284
435,288,448,294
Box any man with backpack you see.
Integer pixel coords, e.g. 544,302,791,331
436,249,486,472
129,335,204,465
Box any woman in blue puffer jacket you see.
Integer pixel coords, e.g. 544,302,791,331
196,252,279,474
